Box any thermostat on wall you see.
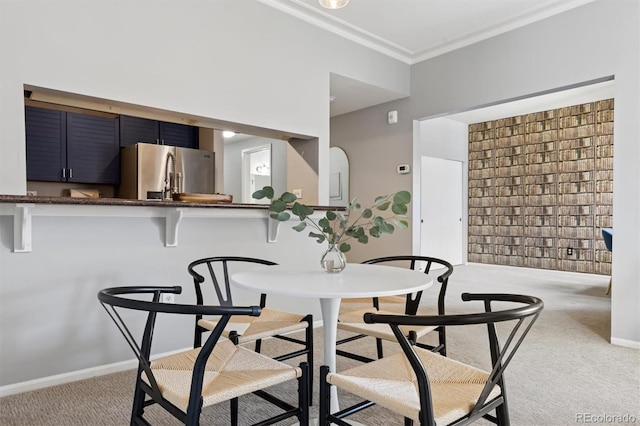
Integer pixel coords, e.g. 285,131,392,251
397,164,410,174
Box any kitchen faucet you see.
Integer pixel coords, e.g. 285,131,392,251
164,151,177,200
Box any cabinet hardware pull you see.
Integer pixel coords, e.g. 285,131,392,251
62,168,66,178
69,168,73,179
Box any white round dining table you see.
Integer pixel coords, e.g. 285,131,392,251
231,262,433,412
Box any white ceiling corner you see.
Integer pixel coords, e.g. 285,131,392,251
259,0,600,117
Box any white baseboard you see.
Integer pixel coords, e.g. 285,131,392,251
0,358,137,398
1,323,323,398
0,347,192,398
611,337,640,349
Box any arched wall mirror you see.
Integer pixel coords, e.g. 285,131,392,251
329,147,349,207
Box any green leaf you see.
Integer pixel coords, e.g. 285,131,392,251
326,211,337,220
376,201,391,211
379,221,395,234
292,202,312,220
308,232,326,243
390,218,409,229
393,191,411,205
270,211,290,221
339,242,351,253
357,234,368,244
253,186,274,200
374,195,388,204
391,203,408,215
319,218,334,235
252,189,266,200
362,208,372,219
280,192,297,203
374,216,385,226
369,226,381,238
269,199,287,213
292,222,307,232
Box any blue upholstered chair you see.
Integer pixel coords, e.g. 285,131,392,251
602,228,613,295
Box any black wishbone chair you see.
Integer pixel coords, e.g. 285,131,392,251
188,256,314,399
320,293,543,426
98,286,309,426
337,256,453,362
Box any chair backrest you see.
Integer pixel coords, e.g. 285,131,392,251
187,256,277,307
98,286,261,412
361,255,454,315
602,228,613,251
364,292,543,425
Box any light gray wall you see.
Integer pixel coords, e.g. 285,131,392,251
0,0,411,388
333,0,639,346
0,0,409,201
0,210,326,386
410,0,639,348
330,98,414,263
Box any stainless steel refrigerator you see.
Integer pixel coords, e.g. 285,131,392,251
119,143,215,200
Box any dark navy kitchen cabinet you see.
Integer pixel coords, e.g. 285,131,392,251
25,106,120,184
66,112,120,184
25,107,66,181
119,116,159,147
160,121,199,148
120,115,198,148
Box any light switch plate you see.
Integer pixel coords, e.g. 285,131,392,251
388,110,398,124
293,189,303,198
397,164,410,174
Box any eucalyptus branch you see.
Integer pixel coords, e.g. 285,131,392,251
252,186,411,253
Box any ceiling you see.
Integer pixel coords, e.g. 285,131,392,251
261,0,602,118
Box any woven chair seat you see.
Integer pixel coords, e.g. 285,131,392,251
339,296,406,315
143,339,302,411
198,307,308,343
327,347,500,424
338,308,437,341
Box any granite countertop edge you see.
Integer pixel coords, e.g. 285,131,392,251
0,195,338,211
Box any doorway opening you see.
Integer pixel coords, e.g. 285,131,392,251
242,145,271,204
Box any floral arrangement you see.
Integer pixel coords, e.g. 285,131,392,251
252,186,411,253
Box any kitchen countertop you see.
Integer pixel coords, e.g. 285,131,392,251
0,194,338,211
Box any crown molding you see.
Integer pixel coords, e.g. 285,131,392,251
257,0,414,64
258,0,596,65
411,0,597,64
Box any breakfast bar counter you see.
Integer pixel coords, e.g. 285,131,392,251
0,195,338,252
0,194,338,210
0,194,329,390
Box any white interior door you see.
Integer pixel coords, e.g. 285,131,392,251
420,156,463,265
242,145,271,203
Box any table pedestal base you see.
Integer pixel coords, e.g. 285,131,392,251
320,297,341,412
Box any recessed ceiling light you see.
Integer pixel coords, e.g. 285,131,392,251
319,0,349,10
223,131,236,138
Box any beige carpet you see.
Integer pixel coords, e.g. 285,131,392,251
1,263,638,425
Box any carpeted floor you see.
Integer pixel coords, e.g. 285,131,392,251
1,263,638,425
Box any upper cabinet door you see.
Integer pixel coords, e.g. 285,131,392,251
25,106,67,182
160,122,199,149
120,116,198,149
119,115,160,147
66,112,120,184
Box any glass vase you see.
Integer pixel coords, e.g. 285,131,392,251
320,243,347,273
